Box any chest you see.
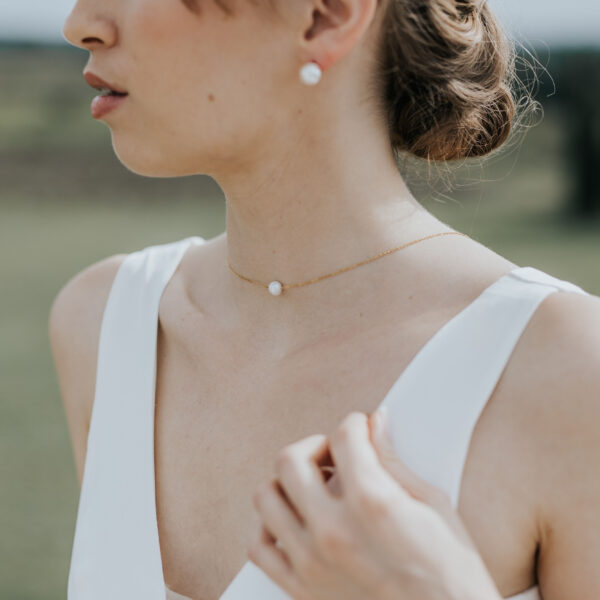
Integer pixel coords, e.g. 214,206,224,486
153,315,538,600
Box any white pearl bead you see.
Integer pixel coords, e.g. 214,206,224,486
268,281,283,296
299,62,322,86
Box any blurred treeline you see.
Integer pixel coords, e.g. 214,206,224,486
0,42,599,599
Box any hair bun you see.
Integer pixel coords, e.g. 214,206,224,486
376,0,518,161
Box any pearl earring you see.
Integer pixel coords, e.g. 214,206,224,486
299,61,322,86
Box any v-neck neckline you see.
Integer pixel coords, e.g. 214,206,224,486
150,238,524,599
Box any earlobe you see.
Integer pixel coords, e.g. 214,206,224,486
300,0,378,65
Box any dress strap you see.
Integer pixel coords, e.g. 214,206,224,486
221,266,589,600
380,266,589,510
68,236,204,599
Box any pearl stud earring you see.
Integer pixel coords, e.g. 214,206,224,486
299,61,322,86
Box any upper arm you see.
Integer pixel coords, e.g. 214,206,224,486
526,291,600,599
48,253,128,487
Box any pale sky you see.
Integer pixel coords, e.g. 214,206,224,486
0,0,599,46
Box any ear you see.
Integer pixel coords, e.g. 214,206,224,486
297,0,379,72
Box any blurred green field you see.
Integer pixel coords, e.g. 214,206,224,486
0,45,599,599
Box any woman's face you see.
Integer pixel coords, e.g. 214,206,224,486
62,0,301,177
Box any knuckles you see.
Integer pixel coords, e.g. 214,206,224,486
351,487,393,519
274,433,328,478
330,411,367,446
294,550,321,582
328,425,350,448
343,411,368,426
313,524,353,558
275,446,297,476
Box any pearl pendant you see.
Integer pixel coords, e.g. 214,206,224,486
268,281,283,296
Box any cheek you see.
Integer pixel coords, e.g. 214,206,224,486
128,0,194,43
125,0,225,110
127,0,196,75
110,0,288,174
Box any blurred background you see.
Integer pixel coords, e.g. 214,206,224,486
0,1,599,598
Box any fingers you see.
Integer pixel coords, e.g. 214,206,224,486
368,408,431,502
328,412,397,499
252,478,307,565
247,525,306,599
366,409,475,545
275,433,338,527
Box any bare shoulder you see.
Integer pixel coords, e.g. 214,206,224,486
502,288,600,598
48,252,129,486
517,289,600,420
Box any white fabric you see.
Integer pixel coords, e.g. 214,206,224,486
68,235,590,600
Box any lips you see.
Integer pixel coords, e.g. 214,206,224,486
83,71,129,96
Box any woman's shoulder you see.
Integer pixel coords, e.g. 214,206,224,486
49,251,131,364
49,252,129,485
512,287,600,406
48,236,200,379
523,287,600,458
493,285,600,595
498,284,600,451
48,236,204,483
50,252,129,326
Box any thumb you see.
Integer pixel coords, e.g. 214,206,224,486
370,406,400,464
369,407,446,507
369,408,475,546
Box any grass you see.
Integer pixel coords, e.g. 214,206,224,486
0,45,598,599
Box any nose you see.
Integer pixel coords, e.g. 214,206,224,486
62,1,117,50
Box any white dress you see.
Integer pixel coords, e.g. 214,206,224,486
67,235,590,599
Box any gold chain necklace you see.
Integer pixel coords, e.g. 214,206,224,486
226,230,470,296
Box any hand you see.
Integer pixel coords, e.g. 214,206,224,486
248,409,502,600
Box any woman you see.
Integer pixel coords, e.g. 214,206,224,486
50,0,600,599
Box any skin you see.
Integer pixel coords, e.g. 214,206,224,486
250,409,504,600
52,0,600,598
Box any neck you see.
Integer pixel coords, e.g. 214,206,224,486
215,112,427,305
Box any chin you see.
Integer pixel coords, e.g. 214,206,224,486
111,135,198,178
